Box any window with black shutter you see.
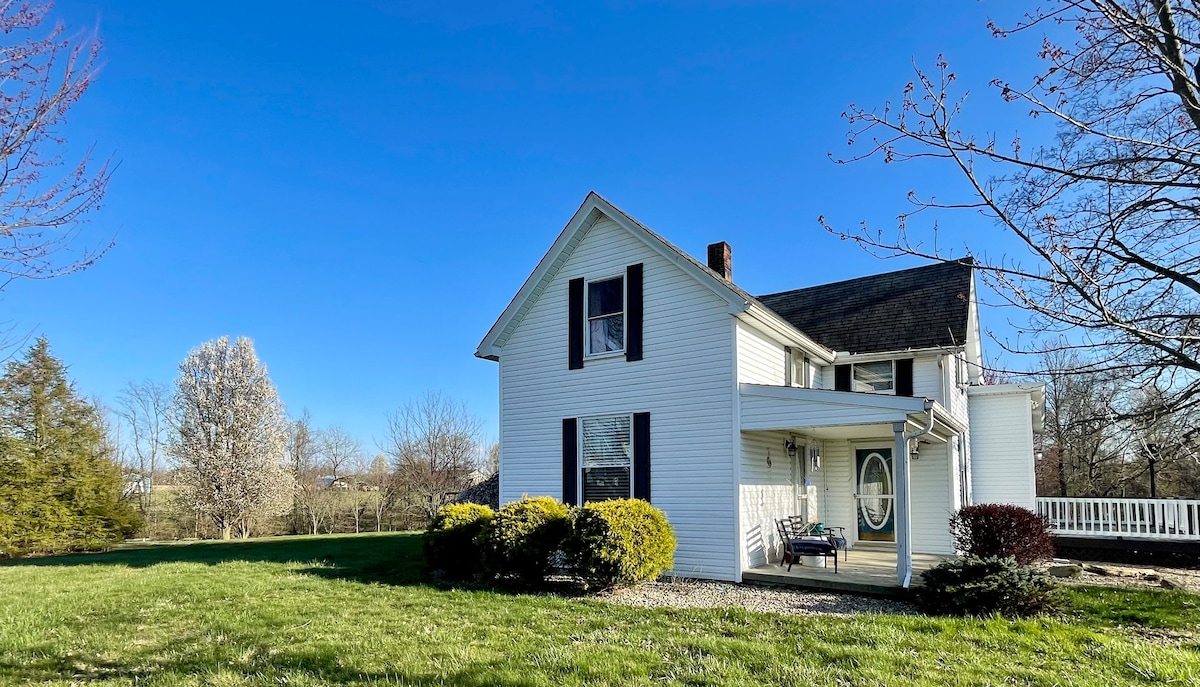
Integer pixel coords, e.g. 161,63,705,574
632,412,650,502
625,264,643,361
580,414,632,502
895,358,914,397
562,418,579,505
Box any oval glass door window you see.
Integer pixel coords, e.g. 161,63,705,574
855,448,895,541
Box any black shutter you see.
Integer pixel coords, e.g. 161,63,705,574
834,364,851,391
783,347,793,386
626,263,643,362
896,359,914,397
633,412,651,502
562,418,578,505
568,278,584,370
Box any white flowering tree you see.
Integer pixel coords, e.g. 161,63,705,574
170,336,292,539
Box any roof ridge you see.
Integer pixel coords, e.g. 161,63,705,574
755,257,974,300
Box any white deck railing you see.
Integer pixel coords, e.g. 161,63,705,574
1036,497,1200,541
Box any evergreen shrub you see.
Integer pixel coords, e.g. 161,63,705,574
565,499,676,589
481,496,570,584
0,339,141,558
949,503,1055,565
423,503,494,579
915,556,1061,617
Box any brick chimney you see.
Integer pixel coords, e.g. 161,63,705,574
707,241,732,281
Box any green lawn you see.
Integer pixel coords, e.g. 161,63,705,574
0,533,1197,686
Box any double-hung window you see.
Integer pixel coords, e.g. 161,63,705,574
581,414,631,502
587,276,624,355
853,361,894,393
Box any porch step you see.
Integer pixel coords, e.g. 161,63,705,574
741,569,906,597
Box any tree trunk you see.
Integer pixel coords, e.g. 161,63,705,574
220,523,231,540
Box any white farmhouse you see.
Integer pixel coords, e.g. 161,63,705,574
476,192,1042,589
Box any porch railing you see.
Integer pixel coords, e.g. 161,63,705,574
1036,497,1200,541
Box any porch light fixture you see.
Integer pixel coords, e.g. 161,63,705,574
784,438,799,459
910,439,932,460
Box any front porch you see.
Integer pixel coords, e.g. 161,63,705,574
742,547,952,596
739,384,966,589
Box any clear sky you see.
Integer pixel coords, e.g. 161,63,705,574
14,1,1053,449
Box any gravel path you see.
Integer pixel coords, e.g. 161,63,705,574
597,579,914,617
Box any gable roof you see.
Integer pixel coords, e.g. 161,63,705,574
475,192,834,361
755,259,975,355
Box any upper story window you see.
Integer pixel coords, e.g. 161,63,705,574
587,276,624,355
785,347,813,388
581,414,631,502
853,361,894,393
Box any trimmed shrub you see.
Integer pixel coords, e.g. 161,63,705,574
565,499,676,589
423,503,494,580
481,496,570,584
915,556,1061,617
948,503,1055,565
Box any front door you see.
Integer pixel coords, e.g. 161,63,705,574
855,448,895,542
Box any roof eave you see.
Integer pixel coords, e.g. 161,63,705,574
740,303,835,363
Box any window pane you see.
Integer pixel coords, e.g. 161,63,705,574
583,466,630,502
581,415,631,503
854,361,894,392
589,315,624,353
582,415,631,467
588,277,623,317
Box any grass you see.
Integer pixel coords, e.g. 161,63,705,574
0,534,1197,686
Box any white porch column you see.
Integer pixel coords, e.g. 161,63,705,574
892,421,913,588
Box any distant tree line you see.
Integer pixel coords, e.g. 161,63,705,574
114,337,491,542
0,334,491,554
1037,352,1200,499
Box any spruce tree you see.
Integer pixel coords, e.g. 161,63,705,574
0,338,139,556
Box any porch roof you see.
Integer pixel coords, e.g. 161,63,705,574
738,384,963,441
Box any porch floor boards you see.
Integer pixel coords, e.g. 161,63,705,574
742,548,951,596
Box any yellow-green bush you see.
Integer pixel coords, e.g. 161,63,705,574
423,503,494,579
565,499,676,589
481,496,570,584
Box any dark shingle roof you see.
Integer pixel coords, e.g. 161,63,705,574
755,259,974,355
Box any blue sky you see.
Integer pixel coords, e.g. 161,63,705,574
13,1,1053,448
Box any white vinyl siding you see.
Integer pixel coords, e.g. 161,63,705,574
817,440,856,545
913,355,942,400
909,442,955,554
499,215,738,581
739,430,794,568
967,389,1037,509
735,321,787,385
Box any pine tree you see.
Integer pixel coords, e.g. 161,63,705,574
0,338,140,556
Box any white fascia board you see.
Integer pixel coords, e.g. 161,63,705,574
739,383,931,412
965,272,985,382
831,346,964,364
964,382,1045,397
587,193,749,309
475,198,602,359
738,303,835,363
929,402,966,434
475,191,751,359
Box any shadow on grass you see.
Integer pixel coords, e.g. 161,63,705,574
0,637,546,686
0,532,427,586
